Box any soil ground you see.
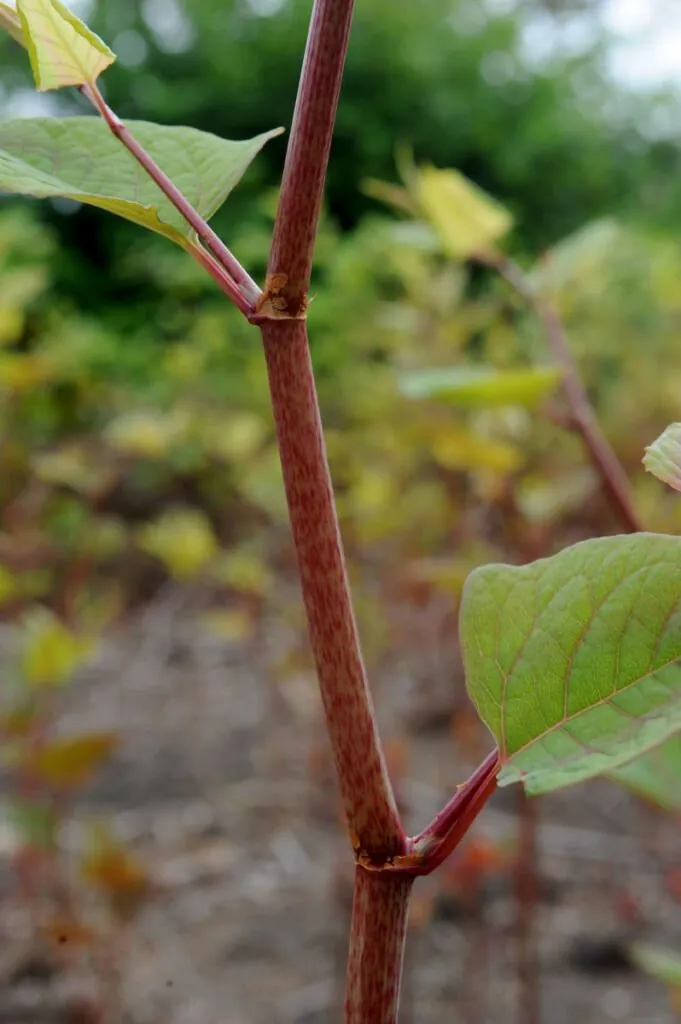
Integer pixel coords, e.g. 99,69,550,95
0,583,679,1023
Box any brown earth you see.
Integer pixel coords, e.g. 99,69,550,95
0,582,679,1024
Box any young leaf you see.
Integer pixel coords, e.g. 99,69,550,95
630,944,681,989
461,534,681,795
0,1,25,45
28,732,118,787
0,118,283,247
643,424,681,492
17,0,115,90
399,366,562,409
609,736,681,813
22,608,93,688
137,508,218,580
414,165,513,259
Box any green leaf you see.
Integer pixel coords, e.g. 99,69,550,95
643,424,681,492
0,118,283,246
18,0,115,90
399,366,562,408
461,534,681,795
0,1,25,46
609,736,681,812
630,944,681,989
7,799,58,849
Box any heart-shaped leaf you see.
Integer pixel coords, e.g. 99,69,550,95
0,117,282,246
609,735,681,813
399,366,562,408
461,534,681,794
18,0,115,90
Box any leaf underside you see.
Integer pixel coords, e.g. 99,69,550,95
609,735,681,812
0,117,283,245
461,533,681,795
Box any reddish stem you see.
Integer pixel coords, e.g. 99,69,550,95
81,82,261,310
261,320,404,857
266,0,355,315
483,253,641,533
409,748,499,873
188,240,255,317
344,867,413,1024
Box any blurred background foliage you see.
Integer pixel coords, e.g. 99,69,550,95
1,0,681,994
0,0,680,660
1,0,681,626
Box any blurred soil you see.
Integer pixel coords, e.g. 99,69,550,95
0,582,680,1024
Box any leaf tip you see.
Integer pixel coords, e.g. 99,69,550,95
643,423,681,492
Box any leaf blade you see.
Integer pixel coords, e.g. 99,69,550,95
0,118,282,244
461,534,681,794
0,1,25,45
17,0,115,91
399,366,562,408
643,423,681,492
609,735,681,812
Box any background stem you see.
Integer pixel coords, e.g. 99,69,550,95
344,868,413,1024
484,253,641,533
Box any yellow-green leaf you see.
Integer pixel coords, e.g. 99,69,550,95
0,0,25,46
137,508,218,580
415,165,512,260
400,366,562,409
17,0,115,90
362,177,418,216
0,563,18,605
22,607,93,687
429,425,522,473
29,733,117,787
630,944,681,990
212,549,273,596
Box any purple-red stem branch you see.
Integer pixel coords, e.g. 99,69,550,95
483,253,641,533
81,82,261,310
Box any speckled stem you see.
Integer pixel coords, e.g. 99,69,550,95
344,868,413,1024
260,320,405,858
266,0,355,316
